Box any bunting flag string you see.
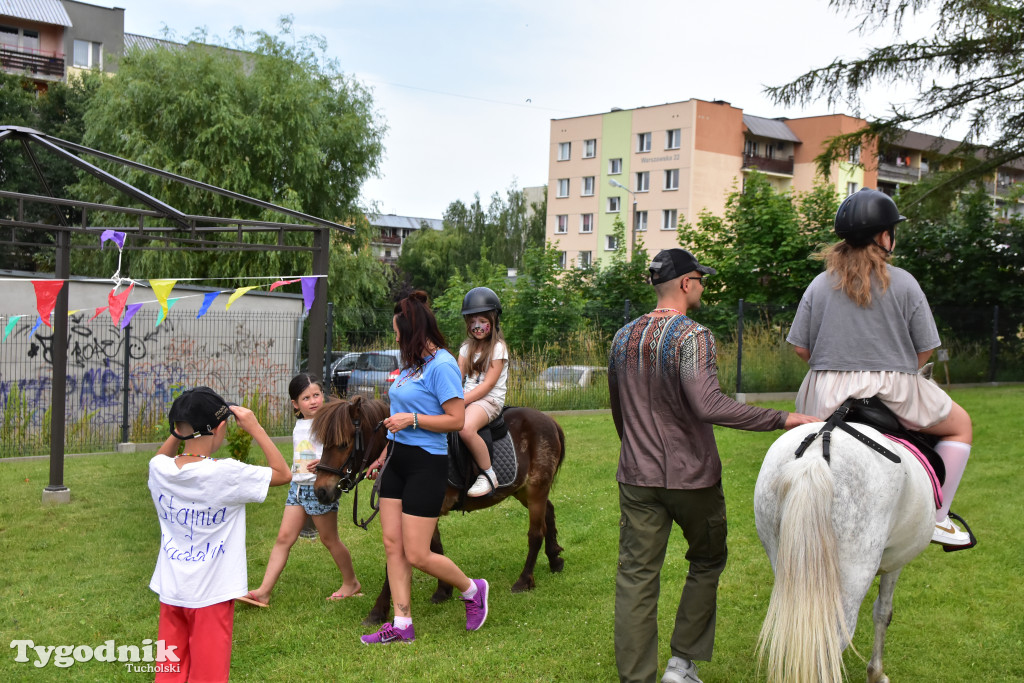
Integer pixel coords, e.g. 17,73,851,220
2,270,322,343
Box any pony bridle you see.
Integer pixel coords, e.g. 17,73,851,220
314,418,375,494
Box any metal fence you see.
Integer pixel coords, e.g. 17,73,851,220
1,309,304,457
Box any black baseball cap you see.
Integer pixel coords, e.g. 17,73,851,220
168,387,235,440
649,249,717,285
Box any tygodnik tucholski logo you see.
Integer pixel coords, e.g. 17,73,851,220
10,638,180,672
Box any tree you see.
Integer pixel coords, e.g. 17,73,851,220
678,172,838,310
576,217,655,336
769,0,1024,198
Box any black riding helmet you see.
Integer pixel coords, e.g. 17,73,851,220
834,188,906,248
461,287,502,318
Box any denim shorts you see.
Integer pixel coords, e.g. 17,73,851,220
285,481,339,516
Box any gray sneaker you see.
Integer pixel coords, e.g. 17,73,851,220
662,657,702,683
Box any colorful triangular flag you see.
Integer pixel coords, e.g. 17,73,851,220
120,302,144,330
108,283,135,326
150,279,177,320
30,317,43,335
100,230,126,251
156,297,180,327
300,277,317,313
196,291,219,319
226,286,257,311
89,306,107,322
270,278,300,291
32,280,65,328
3,315,22,342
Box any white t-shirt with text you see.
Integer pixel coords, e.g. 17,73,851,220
148,455,272,608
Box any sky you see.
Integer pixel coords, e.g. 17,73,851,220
96,0,940,220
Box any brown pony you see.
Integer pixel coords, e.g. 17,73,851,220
310,395,566,625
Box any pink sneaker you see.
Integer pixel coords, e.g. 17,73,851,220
359,622,415,644
462,578,489,631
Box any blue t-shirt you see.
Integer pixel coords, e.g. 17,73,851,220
387,349,463,455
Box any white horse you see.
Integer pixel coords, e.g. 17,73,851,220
754,421,936,683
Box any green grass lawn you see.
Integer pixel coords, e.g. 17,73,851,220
1,386,1022,681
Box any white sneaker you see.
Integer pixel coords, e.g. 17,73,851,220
931,515,972,547
467,472,497,497
662,657,702,683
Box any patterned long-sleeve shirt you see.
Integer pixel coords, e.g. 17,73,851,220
609,313,787,490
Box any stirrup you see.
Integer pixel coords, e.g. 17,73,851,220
941,512,978,552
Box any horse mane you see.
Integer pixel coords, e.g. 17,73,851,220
309,395,390,449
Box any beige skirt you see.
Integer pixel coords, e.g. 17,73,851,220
796,368,952,430
467,396,503,422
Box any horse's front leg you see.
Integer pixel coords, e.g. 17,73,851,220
364,563,391,626
429,525,454,604
868,569,901,683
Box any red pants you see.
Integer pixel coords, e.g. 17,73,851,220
156,600,234,683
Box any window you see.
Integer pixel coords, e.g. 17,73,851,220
558,251,567,269
580,213,594,233
555,214,568,234
664,169,679,191
848,145,861,164
607,196,620,213
73,40,102,69
637,132,651,153
583,139,596,158
579,250,592,268
558,142,571,161
662,209,678,230
636,171,649,192
766,143,776,160
582,176,595,196
605,235,618,251
744,139,758,157
666,129,681,149
634,210,648,232
847,182,858,196
609,158,622,175
1,25,38,50
0,26,17,48
557,178,569,198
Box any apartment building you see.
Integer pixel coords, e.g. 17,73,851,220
547,98,1024,269
369,214,443,263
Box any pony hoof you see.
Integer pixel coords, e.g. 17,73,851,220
549,557,565,573
430,590,452,604
510,578,535,593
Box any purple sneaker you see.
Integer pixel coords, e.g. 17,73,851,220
462,578,489,631
360,622,415,645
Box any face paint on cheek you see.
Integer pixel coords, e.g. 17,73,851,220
471,322,491,336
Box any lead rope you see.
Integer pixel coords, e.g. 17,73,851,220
353,421,388,530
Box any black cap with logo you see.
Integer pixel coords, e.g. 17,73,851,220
649,249,717,285
168,387,235,440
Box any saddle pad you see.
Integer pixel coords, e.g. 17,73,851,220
447,431,518,490
884,435,942,509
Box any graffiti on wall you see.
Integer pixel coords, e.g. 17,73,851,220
0,311,299,441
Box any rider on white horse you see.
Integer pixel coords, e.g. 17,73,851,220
787,188,974,549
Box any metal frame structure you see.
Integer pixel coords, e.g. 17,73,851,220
0,125,349,502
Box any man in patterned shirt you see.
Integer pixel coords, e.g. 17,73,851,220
609,248,815,683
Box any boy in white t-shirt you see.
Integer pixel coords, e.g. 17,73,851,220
148,386,291,682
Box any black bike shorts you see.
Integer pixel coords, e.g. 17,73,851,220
378,441,448,518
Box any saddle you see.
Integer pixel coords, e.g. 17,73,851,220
446,409,518,508
795,397,945,489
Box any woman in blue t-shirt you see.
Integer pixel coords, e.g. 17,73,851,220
359,291,490,645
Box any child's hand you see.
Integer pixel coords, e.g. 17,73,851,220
305,459,320,473
229,405,262,433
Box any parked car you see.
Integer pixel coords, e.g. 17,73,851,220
299,351,346,378
329,352,362,396
536,365,608,391
348,350,403,398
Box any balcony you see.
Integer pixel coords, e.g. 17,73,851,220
742,154,794,176
375,234,401,245
0,45,65,80
878,161,923,183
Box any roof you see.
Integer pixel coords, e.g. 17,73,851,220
0,0,72,26
369,214,443,231
743,115,801,143
124,33,184,52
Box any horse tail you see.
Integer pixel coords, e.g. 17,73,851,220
757,454,849,683
553,419,566,473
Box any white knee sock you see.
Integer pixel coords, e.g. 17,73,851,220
935,440,971,522
462,581,478,600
